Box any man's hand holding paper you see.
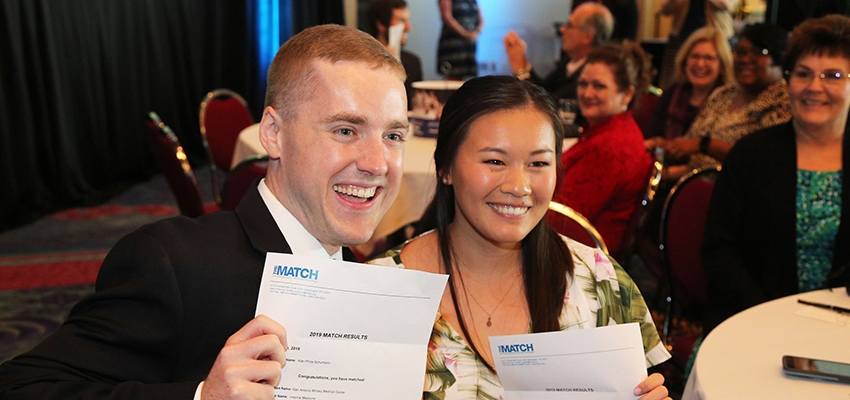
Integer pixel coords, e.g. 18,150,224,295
255,253,447,399
203,315,289,400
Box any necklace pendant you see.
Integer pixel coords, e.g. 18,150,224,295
487,317,492,327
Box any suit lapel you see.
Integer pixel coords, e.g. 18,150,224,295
342,247,359,262
235,180,361,263
235,180,293,255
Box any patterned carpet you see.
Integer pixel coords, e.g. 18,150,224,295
0,284,95,363
0,170,215,364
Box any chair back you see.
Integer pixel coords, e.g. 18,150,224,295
547,201,609,255
616,146,664,265
660,166,720,306
199,88,254,204
221,155,269,211
633,89,661,133
146,112,207,218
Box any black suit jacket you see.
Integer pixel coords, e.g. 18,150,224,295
528,59,585,128
776,0,850,32
0,184,358,399
701,122,850,333
529,59,583,101
401,49,422,111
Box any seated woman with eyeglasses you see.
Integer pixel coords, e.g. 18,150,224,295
550,42,653,256
645,27,735,150
702,15,850,335
663,23,792,180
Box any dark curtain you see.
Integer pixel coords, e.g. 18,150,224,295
768,0,850,31
0,0,259,230
292,0,344,33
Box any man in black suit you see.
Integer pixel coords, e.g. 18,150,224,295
775,0,850,32
503,2,614,100
367,0,423,110
0,24,410,400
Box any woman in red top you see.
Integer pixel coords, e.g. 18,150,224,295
550,42,651,256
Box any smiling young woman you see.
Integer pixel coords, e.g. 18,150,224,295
370,75,671,400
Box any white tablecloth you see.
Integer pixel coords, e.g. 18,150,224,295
683,287,850,399
231,123,264,170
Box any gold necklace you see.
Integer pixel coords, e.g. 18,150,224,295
462,271,522,327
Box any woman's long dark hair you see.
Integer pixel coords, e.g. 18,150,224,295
416,75,574,372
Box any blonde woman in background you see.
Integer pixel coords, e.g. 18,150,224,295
645,27,734,150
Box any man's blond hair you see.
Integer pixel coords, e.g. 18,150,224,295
264,24,406,121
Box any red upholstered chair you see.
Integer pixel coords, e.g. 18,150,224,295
199,89,255,204
547,201,609,255
221,155,269,211
633,87,662,134
146,112,218,218
658,166,720,365
616,147,664,268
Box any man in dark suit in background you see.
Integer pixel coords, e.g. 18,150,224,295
775,0,850,32
572,0,638,41
367,0,423,110
0,24,410,400
503,2,614,100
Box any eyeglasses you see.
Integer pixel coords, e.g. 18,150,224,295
688,53,719,63
785,68,850,87
732,46,769,59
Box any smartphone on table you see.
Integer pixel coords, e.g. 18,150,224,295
782,355,850,384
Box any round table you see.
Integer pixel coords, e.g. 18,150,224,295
683,287,850,399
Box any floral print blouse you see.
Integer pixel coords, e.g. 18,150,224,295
685,80,791,171
369,235,671,400
796,169,843,292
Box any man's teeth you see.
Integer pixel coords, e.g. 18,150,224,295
490,204,529,215
333,185,376,199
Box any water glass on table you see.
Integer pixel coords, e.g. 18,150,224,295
559,98,580,137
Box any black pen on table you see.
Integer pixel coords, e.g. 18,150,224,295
797,299,850,314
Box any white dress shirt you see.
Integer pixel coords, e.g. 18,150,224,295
566,56,586,79
257,179,343,260
195,178,342,399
